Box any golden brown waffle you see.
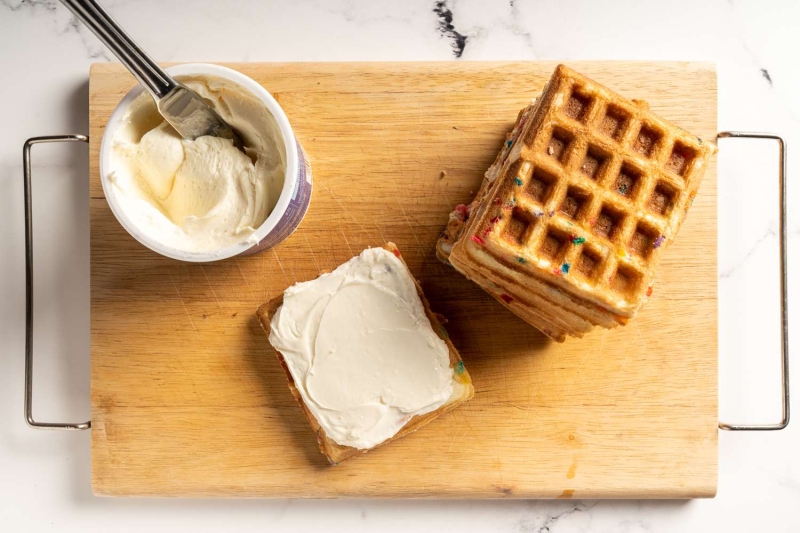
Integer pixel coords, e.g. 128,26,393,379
438,103,626,334
450,259,570,342
437,101,627,333
441,64,716,339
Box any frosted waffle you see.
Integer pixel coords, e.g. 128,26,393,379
442,64,716,337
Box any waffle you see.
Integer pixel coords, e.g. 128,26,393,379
440,64,716,340
437,101,626,332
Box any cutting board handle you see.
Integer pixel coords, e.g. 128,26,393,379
22,135,91,431
717,132,789,431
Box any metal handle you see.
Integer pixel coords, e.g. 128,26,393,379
717,131,789,431
58,0,176,99
24,135,91,431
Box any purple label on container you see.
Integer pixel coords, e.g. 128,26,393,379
243,138,313,255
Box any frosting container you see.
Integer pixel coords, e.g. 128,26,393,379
99,63,312,261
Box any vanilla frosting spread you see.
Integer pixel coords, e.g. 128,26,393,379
108,75,286,253
269,247,457,450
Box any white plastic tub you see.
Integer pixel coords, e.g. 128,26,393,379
99,63,312,262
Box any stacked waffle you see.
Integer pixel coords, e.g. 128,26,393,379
437,64,716,342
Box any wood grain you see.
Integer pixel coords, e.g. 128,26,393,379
89,62,717,498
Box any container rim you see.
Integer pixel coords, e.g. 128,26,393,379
98,63,299,262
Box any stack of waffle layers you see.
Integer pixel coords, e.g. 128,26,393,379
437,64,716,342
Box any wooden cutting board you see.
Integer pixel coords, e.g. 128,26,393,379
88,62,718,498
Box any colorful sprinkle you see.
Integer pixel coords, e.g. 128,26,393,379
455,204,470,217
653,236,666,249
455,361,465,374
514,177,523,186
506,139,513,148
516,256,526,264
499,293,514,304
439,324,449,339
471,235,485,245
549,210,555,217
483,216,501,237
393,248,401,258
561,262,571,274
532,209,544,218
572,236,586,245
617,248,628,259
646,285,653,297
618,183,628,195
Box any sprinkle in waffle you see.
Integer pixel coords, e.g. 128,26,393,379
439,64,716,340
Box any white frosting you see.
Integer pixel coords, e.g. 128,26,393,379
108,75,286,253
269,247,455,450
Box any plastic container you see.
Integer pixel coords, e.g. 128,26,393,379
99,63,312,262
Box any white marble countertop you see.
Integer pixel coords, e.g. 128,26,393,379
0,0,797,531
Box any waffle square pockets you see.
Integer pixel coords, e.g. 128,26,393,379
437,64,716,341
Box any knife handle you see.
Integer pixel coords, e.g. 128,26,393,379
59,0,176,99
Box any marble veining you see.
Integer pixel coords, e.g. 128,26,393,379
504,0,534,51
0,0,56,12
59,15,112,60
720,226,777,279
1,0,110,60
433,1,468,58
513,502,595,533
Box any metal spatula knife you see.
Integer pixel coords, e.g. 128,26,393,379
59,0,244,150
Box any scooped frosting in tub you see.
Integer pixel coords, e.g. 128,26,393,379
108,75,286,254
